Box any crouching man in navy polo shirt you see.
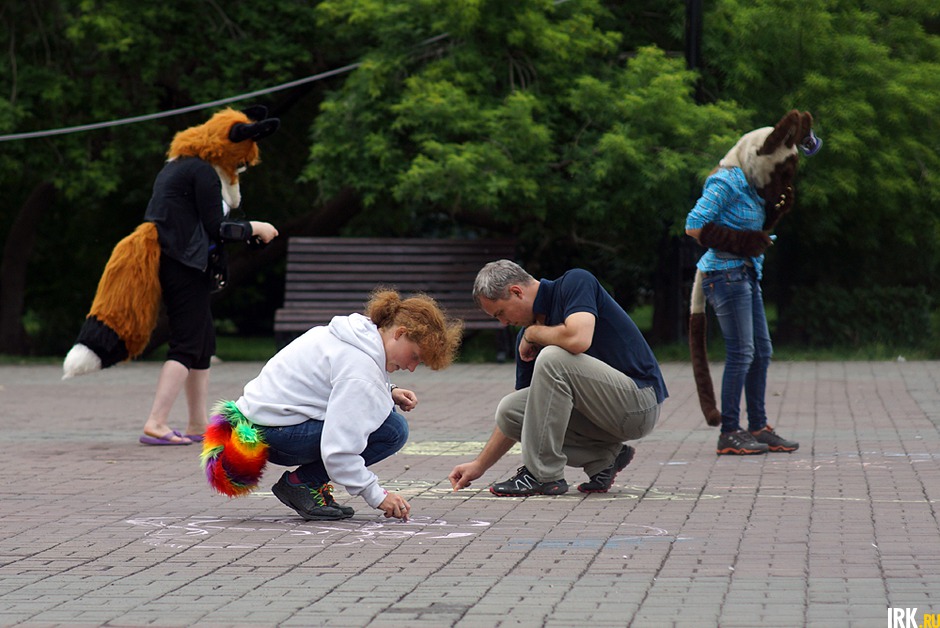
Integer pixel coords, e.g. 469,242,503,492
448,260,668,496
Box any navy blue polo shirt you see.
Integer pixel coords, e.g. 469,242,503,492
515,269,668,404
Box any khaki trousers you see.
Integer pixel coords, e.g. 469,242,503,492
496,346,660,482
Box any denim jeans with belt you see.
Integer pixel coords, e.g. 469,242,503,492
702,265,772,434
256,411,409,486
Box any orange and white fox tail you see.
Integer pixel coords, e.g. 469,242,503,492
62,222,162,379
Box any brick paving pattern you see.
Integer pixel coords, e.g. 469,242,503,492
1,360,938,627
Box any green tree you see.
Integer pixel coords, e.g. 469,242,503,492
303,0,747,311
4,1,938,355
701,0,940,333
0,0,328,353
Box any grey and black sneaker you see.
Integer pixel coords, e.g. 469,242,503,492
271,471,352,520
490,465,568,497
578,445,636,493
750,425,799,452
318,483,355,516
716,430,769,455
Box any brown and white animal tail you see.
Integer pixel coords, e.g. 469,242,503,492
62,222,163,378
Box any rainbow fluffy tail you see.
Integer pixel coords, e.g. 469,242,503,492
201,401,269,497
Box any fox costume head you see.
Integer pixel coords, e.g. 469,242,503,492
167,105,279,208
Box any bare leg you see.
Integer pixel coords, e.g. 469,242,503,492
142,360,190,442
185,368,210,436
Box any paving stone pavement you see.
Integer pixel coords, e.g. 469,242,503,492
1,359,939,627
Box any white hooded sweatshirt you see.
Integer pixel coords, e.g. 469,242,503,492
236,313,394,508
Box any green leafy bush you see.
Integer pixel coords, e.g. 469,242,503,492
782,285,931,348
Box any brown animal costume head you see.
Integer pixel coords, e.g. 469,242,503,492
719,109,820,231
689,110,821,426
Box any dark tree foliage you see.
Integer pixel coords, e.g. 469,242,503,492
1,0,938,354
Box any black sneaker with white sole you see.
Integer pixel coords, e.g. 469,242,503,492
272,471,352,520
490,465,568,497
578,444,636,493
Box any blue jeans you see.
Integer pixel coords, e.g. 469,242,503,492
256,411,409,486
702,265,772,433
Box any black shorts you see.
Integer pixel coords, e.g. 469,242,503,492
159,255,215,370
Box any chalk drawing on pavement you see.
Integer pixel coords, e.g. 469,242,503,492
125,515,492,550
505,523,689,550
400,441,522,456
352,479,720,502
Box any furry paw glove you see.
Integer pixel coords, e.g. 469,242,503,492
763,185,794,232
699,222,773,258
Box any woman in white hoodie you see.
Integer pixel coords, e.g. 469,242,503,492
233,290,462,521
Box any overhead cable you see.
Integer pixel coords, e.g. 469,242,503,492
0,62,361,142
0,0,573,143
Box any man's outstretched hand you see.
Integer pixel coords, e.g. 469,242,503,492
448,461,484,491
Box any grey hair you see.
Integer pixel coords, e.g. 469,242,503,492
472,259,535,303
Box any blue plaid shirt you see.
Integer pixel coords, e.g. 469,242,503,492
685,167,766,279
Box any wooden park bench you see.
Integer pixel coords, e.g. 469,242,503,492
274,237,517,356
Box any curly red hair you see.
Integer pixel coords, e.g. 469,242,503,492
366,289,463,370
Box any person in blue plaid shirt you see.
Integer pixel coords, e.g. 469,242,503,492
686,165,800,456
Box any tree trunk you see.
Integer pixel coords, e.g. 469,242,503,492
651,232,700,345
0,181,55,354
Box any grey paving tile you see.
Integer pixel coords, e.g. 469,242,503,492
1,361,939,626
